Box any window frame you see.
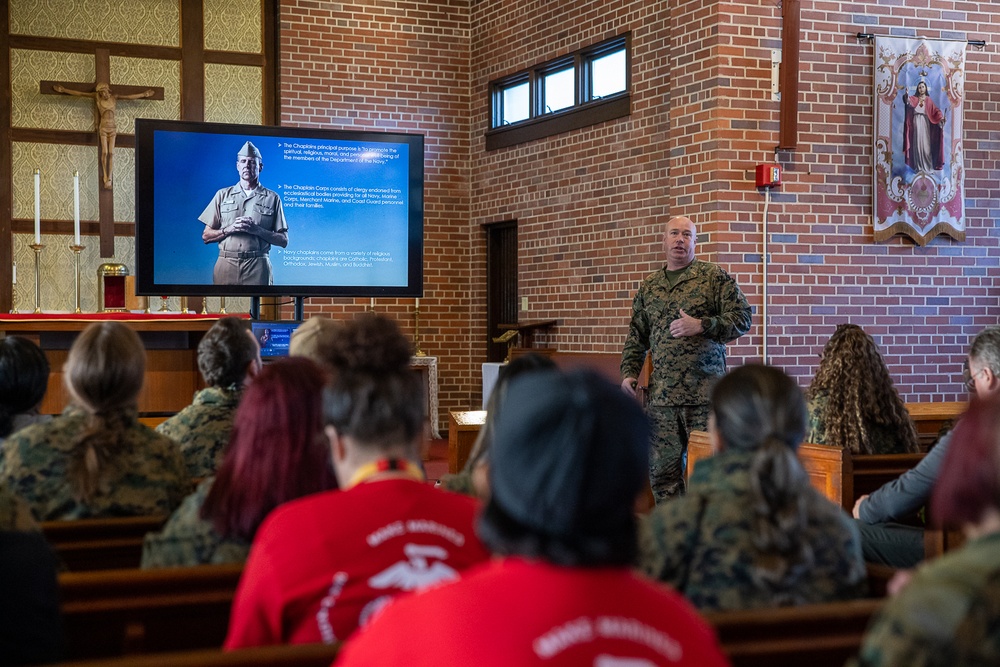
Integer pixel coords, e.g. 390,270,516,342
486,33,631,151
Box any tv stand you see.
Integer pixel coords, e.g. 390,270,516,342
250,296,260,321
293,297,305,322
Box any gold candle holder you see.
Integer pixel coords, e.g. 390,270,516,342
29,243,44,313
159,297,170,312
10,278,19,314
219,296,227,314
70,244,85,313
414,300,426,357
142,296,151,314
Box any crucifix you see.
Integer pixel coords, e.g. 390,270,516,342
40,48,163,256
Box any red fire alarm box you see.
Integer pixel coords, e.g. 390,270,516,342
755,164,781,187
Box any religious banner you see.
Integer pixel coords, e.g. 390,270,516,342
873,37,965,245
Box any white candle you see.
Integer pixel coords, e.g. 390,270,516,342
73,171,81,245
370,297,375,309
33,169,41,244
415,297,420,309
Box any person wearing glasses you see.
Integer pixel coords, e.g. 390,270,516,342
852,326,1000,568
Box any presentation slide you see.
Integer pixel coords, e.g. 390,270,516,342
151,129,411,288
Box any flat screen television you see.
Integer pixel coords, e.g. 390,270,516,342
251,320,302,361
134,118,424,298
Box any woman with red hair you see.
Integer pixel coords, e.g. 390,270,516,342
851,391,1000,666
142,356,337,567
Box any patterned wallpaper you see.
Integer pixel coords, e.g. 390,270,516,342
205,64,263,124
205,0,261,53
10,0,180,46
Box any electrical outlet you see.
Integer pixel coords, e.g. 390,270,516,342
521,296,529,311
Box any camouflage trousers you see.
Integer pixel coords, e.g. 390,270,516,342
647,403,709,503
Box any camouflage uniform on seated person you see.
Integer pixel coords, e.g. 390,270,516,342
0,322,191,521
157,317,262,479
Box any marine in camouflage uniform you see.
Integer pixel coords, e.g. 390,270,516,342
639,450,867,611
621,218,751,501
141,477,250,568
848,530,1000,667
157,384,243,479
0,406,190,521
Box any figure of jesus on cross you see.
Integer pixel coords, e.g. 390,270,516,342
52,82,155,189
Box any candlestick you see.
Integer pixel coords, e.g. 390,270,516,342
29,243,44,313
370,297,375,311
70,243,85,313
414,298,426,357
219,296,227,315
33,169,41,244
73,171,81,245
10,263,18,314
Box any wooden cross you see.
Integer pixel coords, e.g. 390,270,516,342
40,48,164,257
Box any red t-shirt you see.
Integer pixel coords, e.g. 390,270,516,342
224,479,490,648
335,557,730,666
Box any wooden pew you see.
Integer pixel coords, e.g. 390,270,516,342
905,401,964,450
42,515,168,571
60,563,243,659
55,643,339,667
686,431,924,511
703,598,883,667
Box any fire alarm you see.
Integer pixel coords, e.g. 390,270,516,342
755,164,781,187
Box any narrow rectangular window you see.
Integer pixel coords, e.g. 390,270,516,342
542,67,575,114
590,48,626,99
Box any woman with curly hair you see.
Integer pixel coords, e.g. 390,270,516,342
807,323,919,454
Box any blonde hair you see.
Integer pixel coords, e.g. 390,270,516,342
64,322,146,502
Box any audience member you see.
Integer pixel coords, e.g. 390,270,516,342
807,323,919,454
336,369,729,666
438,352,555,499
853,325,1000,567
225,313,489,648
0,336,51,442
141,357,336,568
0,322,190,520
0,529,64,665
850,391,1000,666
288,315,339,362
640,363,866,611
157,317,261,478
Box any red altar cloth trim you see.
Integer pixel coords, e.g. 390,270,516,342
0,312,248,323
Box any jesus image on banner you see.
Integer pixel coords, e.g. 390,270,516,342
873,37,965,245
901,80,946,173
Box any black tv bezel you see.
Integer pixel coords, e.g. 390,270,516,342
134,118,424,298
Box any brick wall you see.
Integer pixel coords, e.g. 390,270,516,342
278,0,477,422
282,0,1000,420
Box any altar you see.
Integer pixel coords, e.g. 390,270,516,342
0,313,225,422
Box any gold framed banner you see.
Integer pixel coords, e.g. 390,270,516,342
873,37,965,245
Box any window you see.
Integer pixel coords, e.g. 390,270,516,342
486,34,631,150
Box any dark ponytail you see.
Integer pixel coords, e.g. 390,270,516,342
711,364,814,602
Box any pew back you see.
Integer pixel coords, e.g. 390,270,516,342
60,563,243,659
703,598,883,667
42,515,167,571
687,431,924,511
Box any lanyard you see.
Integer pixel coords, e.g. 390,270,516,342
346,458,425,489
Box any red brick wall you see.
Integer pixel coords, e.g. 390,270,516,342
278,0,478,423
281,0,1000,420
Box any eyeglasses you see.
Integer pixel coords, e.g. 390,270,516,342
965,367,987,391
